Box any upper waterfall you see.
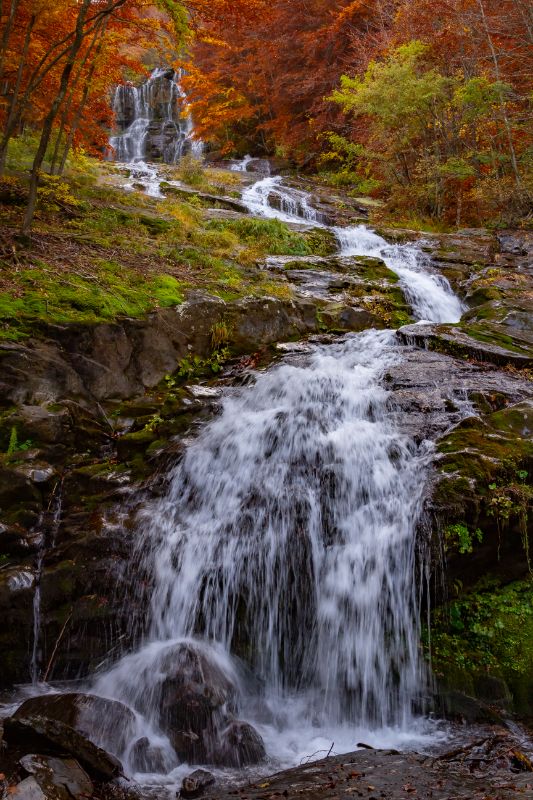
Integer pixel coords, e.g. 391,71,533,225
109,68,201,165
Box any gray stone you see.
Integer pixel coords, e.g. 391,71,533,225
10,693,136,756
20,754,93,799
10,777,46,800
180,769,215,799
130,737,166,773
4,716,123,781
215,721,266,767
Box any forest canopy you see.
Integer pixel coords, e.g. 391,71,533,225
0,0,531,228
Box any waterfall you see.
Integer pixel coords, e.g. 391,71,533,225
109,68,201,165
242,176,321,223
334,226,464,324
90,178,462,782
242,177,464,325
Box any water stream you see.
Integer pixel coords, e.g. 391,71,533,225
86,176,464,787
109,68,202,196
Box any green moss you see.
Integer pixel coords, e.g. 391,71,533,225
429,578,533,713
351,256,399,283
0,262,184,340
459,322,531,356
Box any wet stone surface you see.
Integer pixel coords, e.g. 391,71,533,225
206,744,533,800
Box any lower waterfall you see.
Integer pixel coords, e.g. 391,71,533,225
94,328,439,779
88,177,463,784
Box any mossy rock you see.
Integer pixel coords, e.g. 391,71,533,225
350,256,399,284
304,227,338,256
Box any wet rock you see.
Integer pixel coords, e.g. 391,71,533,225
19,754,93,799
130,737,166,773
4,715,122,781
157,643,238,762
9,693,136,757
434,690,504,724
206,743,533,800
180,769,216,799
215,721,266,767
398,322,533,368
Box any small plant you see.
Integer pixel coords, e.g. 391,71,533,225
37,172,80,212
177,347,230,380
445,522,483,554
210,320,230,349
176,154,206,188
6,426,33,456
144,413,164,433
488,469,532,573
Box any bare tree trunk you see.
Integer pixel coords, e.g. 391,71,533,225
58,24,108,175
0,0,20,84
476,0,522,187
21,0,93,236
50,22,104,174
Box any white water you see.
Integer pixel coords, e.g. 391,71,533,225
242,175,320,224
243,177,463,325
94,329,443,783
231,154,253,172
334,226,463,324
110,68,200,165
109,69,202,197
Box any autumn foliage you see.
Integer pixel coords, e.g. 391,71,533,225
0,0,188,232
1,0,531,227
185,0,532,224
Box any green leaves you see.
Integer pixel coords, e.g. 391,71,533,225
330,42,449,146
154,0,190,42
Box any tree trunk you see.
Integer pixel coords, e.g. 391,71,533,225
0,0,20,84
21,0,93,236
0,13,35,174
50,22,104,174
476,0,522,187
58,24,107,175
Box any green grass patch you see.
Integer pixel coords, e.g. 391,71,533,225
207,217,313,257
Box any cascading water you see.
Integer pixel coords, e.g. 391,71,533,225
333,226,464,324
87,178,464,785
8,174,464,789
242,176,321,224
109,68,199,165
243,177,463,325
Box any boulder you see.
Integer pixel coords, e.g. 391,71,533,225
130,737,166,774
397,322,533,368
160,643,237,736
19,754,93,800
10,777,46,800
180,769,216,799
215,721,266,767
4,715,122,781
434,689,504,725
9,693,136,756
